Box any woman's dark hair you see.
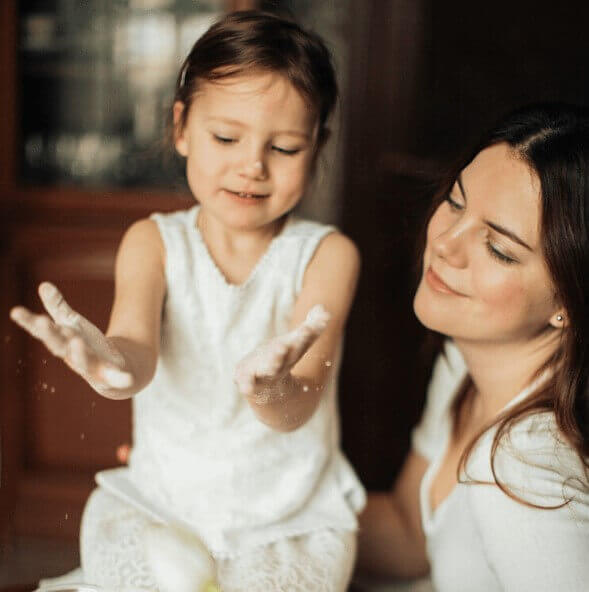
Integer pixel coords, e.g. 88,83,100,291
172,10,338,147
423,103,589,507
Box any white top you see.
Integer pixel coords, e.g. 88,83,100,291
97,205,365,558
412,341,589,591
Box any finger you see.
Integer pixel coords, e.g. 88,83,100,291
236,376,255,396
284,323,319,355
303,304,330,332
67,336,90,375
38,282,79,327
255,342,287,375
100,365,134,389
10,307,70,357
234,368,255,396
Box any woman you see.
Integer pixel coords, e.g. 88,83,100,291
356,103,589,591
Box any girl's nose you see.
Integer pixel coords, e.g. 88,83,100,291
240,158,268,180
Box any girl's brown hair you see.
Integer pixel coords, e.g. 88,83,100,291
172,10,338,147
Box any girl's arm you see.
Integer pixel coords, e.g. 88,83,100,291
356,450,430,579
10,219,166,400
103,218,166,396
234,232,359,431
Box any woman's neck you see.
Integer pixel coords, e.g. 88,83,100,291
453,331,559,421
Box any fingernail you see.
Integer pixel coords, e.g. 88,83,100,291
9,308,23,321
103,367,133,389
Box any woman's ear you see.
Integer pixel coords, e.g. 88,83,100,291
173,101,188,157
549,310,566,329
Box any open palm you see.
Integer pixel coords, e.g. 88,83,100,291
10,281,133,396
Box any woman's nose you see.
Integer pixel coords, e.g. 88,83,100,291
430,223,468,268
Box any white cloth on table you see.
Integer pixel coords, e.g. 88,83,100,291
411,340,589,592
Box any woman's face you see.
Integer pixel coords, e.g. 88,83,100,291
413,142,562,345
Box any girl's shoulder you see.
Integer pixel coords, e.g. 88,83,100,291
148,205,197,231
286,216,357,260
119,215,166,258
280,217,359,293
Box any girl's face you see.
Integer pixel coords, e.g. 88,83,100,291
174,71,319,231
413,142,562,345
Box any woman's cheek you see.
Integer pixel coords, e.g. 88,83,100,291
473,266,526,318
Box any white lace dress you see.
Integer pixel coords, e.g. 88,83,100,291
43,206,365,591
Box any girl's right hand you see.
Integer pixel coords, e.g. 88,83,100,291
9,281,133,396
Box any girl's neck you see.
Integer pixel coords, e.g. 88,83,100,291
196,207,289,285
197,208,287,257
453,331,559,422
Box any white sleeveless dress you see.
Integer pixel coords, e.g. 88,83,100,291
75,205,365,591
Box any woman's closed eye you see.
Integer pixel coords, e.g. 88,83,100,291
445,193,464,211
486,241,518,265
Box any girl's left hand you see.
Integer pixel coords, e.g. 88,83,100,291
234,305,330,397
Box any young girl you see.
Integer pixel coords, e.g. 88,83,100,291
11,11,365,592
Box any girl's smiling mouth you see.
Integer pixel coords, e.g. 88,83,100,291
223,188,270,202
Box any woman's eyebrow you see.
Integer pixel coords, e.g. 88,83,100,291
458,174,533,251
485,221,533,251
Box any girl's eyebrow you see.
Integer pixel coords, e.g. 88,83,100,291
457,174,533,251
206,117,311,139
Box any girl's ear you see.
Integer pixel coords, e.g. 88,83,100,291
173,101,188,156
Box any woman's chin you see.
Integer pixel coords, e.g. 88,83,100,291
413,292,450,336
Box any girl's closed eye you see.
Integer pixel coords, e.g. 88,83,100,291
272,145,301,156
213,134,236,144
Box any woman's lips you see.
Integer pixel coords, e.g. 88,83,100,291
425,266,466,296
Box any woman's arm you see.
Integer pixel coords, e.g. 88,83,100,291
234,232,360,431
356,450,431,579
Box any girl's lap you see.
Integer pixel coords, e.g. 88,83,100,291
75,488,356,592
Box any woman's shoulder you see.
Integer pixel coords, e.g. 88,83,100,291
467,410,589,510
502,412,588,488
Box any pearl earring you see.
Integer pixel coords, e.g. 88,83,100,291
556,314,563,322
